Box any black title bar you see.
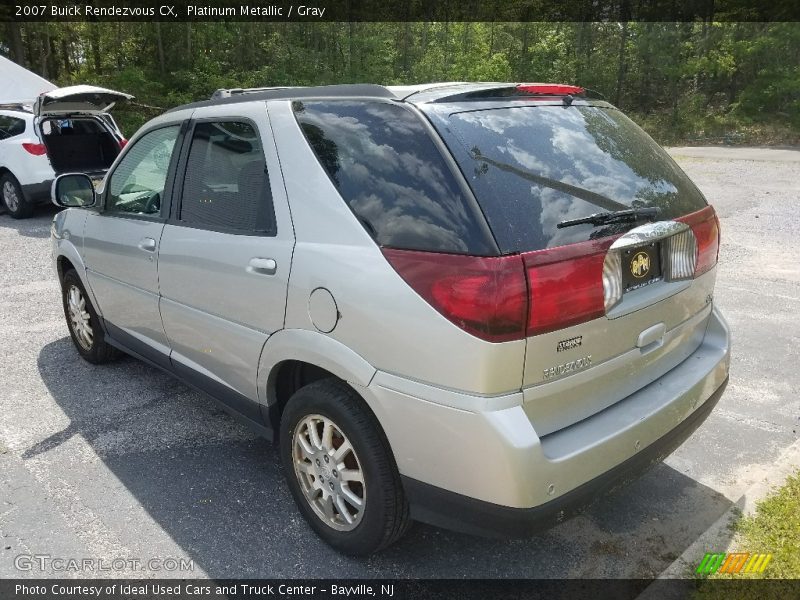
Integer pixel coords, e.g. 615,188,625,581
4,579,800,600
2,0,800,23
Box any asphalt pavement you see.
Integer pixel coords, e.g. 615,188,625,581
0,147,798,578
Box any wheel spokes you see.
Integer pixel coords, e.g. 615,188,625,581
339,468,363,484
292,413,366,532
339,485,364,509
321,420,333,453
66,285,93,350
332,439,353,463
308,418,323,450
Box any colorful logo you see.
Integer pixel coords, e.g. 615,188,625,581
696,552,772,575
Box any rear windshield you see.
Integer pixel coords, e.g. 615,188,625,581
293,100,495,255
423,103,708,253
41,117,107,135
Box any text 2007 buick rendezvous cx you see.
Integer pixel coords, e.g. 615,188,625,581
50,82,730,555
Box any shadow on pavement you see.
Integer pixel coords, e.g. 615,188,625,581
0,204,59,238
35,336,734,578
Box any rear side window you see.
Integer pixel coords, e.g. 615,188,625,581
293,100,494,255
179,121,275,235
0,115,25,139
423,104,708,253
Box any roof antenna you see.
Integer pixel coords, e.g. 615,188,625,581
563,94,574,107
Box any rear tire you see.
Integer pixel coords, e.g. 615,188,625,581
1,173,34,219
280,379,410,555
61,269,119,364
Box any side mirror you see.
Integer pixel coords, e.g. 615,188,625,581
52,173,97,208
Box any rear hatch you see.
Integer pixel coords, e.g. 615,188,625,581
34,85,132,176
419,92,720,434
33,85,133,117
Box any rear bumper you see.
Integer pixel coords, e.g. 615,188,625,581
402,376,727,537
361,305,730,536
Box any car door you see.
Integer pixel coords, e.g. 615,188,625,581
82,123,184,369
157,104,294,419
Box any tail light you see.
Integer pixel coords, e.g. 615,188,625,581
382,249,528,342
517,83,585,95
22,142,47,156
663,229,697,281
119,138,128,149
523,238,615,336
383,207,719,342
383,238,614,342
602,251,623,310
677,206,720,277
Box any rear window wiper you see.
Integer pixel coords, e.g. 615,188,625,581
557,207,661,229
469,149,628,212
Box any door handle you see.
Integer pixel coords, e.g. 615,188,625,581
138,237,157,252
248,257,277,275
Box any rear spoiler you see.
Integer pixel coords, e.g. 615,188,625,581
430,83,607,103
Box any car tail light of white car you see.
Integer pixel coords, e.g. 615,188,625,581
22,142,47,155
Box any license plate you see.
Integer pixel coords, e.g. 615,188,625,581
621,242,662,292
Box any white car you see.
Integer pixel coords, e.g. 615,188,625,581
0,85,131,218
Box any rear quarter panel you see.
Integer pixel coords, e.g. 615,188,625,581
267,100,526,396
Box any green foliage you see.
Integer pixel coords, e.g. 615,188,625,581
694,472,800,599
2,21,798,143
734,471,800,578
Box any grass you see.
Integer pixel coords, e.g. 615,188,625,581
694,471,800,599
730,470,800,578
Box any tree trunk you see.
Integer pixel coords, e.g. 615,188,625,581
40,25,52,80
116,23,122,70
186,23,192,67
614,22,629,106
61,37,70,75
347,21,353,79
519,23,530,79
90,25,101,73
155,21,166,75
8,23,26,68
443,20,450,77
401,22,409,74
638,23,654,110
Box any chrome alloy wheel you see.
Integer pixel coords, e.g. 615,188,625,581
67,285,93,350
2,180,20,212
292,414,366,531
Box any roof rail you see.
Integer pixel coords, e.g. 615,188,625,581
210,87,298,100
0,103,32,112
168,84,398,113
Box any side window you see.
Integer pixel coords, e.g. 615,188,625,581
179,121,275,235
106,125,180,216
292,100,495,255
0,115,26,140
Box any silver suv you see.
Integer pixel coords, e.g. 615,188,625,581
50,83,730,555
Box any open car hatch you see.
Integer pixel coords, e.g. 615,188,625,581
34,85,134,116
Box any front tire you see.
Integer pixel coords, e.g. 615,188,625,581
1,173,34,219
61,269,119,364
280,379,410,555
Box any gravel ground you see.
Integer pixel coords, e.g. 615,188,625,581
0,147,798,579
